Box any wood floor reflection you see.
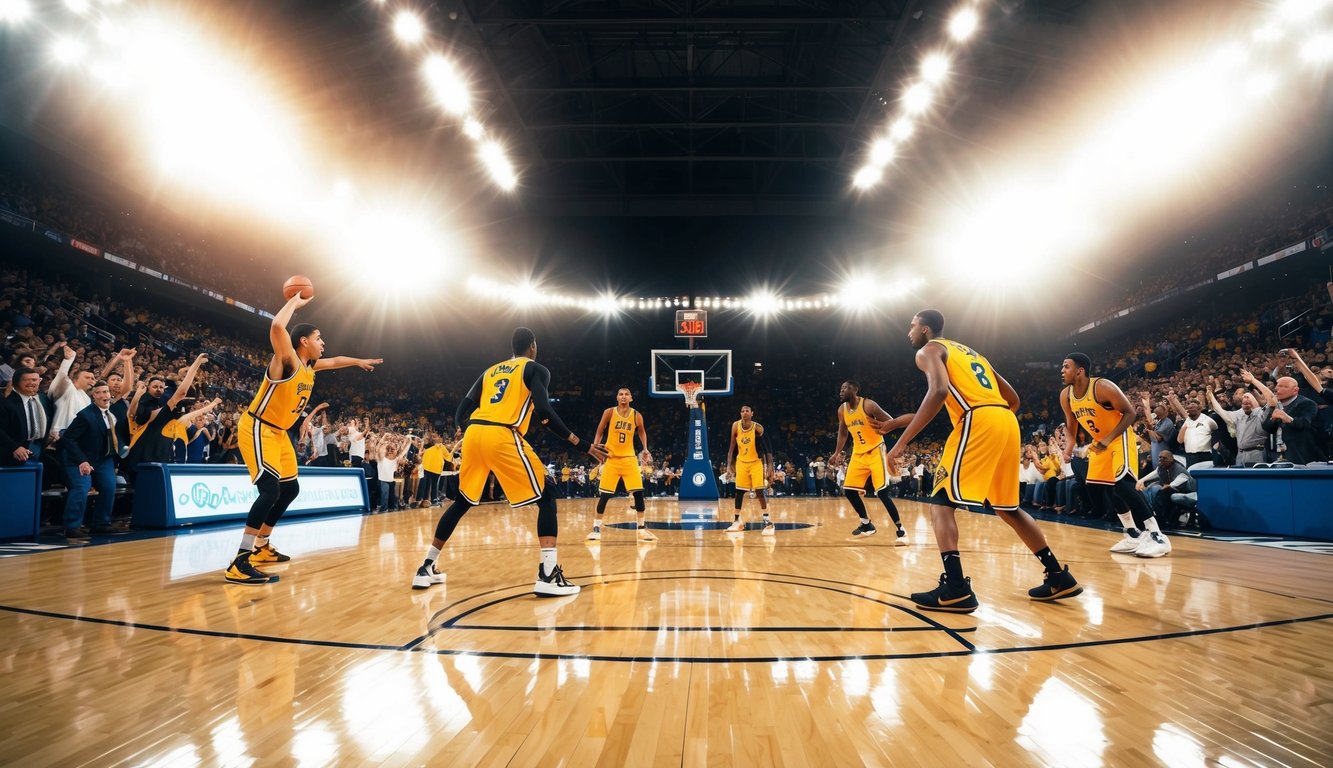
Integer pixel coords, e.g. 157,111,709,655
1,496,1330,766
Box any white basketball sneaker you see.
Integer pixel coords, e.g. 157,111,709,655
726,520,745,533
894,528,909,546
1109,532,1142,554
535,564,581,597
411,564,445,590
1134,532,1172,558
586,528,602,541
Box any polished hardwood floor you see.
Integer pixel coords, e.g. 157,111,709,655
1,495,1330,766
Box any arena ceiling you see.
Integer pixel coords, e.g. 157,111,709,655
246,0,1100,219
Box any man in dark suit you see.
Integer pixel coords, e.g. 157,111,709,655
0,367,54,467
60,380,121,538
1261,376,1324,465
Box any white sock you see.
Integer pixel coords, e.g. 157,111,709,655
254,535,269,549
239,533,256,553
540,547,558,575
425,545,441,565
860,517,871,525
1116,513,1137,532
1144,518,1163,534
592,520,601,530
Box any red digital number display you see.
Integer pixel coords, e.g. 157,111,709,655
674,310,708,338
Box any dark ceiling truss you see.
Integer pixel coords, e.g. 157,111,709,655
453,0,912,213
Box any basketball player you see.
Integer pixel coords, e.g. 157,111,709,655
587,387,656,542
413,327,608,595
725,405,774,535
881,310,1081,612
1059,353,1171,557
829,380,911,543
224,292,383,585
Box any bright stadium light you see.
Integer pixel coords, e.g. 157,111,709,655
1210,43,1249,71
64,0,91,14
948,7,980,41
1252,25,1283,43
97,19,126,45
1,0,32,23
853,165,882,189
331,209,453,292
921,53,950,85
890,117,915,142
1243,71,1279,98
51,37,88,65
462,116,484,139
1302,32,1333,62
393,11,425,45
903,82,933,114
1276,0,1332,23
90,59,128,88
746,290,782,318
423,54,471,115
479,140,517,190
870,138,896,167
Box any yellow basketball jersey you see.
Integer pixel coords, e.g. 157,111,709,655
928,338,1008,427
843,398,884,454
469,357,534,432
247,360,316,430
1068,378,1131,448
736,421,761,462
608,406,638,458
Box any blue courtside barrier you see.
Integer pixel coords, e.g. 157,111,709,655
0,464,43,540
1192,467,1333,539
131,464,369,528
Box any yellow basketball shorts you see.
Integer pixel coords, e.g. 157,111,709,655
932,406,1020,511
1087,432,1136,484
599,455,645,493
843,442,891,493
735,458,765,491
458,425,546,507
239,412,297,483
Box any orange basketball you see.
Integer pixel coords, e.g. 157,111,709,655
282,275,314,300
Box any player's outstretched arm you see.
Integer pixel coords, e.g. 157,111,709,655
887,345,949,460
593,408,612,446
267,293,312,379
314,356,383,372
1093,379,1138,452
1059,388,1079,462
726,421,738,472
866,399,914,434
635,411,651,464
525,362,607,461
831,405,849,466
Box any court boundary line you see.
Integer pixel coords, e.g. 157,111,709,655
4,603,1329,664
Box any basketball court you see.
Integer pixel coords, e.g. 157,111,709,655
2,496,1330,766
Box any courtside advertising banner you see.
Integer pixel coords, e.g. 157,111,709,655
169,471,366,520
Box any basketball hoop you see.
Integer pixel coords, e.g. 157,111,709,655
678,381,702,408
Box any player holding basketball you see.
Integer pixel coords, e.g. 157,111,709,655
880,310,1081,612
725,405,774,535
225,290,383,585
587,387,656,542
413,327,608,595
829,380,912,543
1059,353,1171,557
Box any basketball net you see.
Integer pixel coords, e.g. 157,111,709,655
678,381,702,408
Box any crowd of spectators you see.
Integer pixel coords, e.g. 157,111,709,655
4,166,1332,537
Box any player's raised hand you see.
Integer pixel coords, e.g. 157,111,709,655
587,442,609,461
356,358,383,372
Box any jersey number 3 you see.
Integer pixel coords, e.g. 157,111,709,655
489,379,509,404
970,362,993,390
